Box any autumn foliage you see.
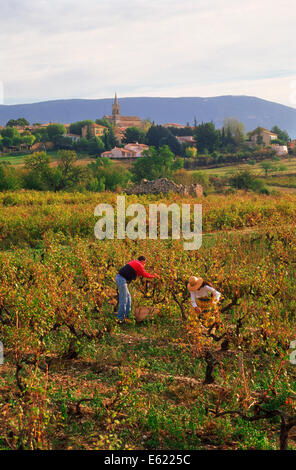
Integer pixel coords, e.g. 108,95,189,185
1,190,296,449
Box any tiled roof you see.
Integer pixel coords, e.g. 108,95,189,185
252,127,278,136
90,123,107,129
163,123,185,128
124,143,149,149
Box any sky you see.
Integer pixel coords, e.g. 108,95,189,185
0,0,295,107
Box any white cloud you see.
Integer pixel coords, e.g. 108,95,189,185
1,0,295,106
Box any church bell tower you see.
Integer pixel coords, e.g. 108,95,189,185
112,93,120,126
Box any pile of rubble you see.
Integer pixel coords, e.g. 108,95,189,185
125,178,203,197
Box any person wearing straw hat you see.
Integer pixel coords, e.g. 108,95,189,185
187,276,221,314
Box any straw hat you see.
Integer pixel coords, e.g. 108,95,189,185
187,276,203,292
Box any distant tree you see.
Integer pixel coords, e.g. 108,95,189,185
95,118,112,129
223,126,235,149
23,149,90,191
159,132,182,155
88,158,131,191
191,171,212,192
19,118,30,126
255,128,264,146
102,127,118,150
24,151,51,172
22,170,46,191
172,157,184,172
260,161,275,177
222,118,245,149
276,164,287,172
194,122,219,153
6,119,18,127
6,118,29,127
49,165,89,192
87,137,105,155
57,150,77,176
167,126,194,137
270,126,290,144
13,136,23,149
0,164,21,190
229,170,269,193
211,150,222,163
99,166,130,191
21,130,33,137
131,145,176,182
142,118,152,133
21,134,36,146
1,127,21,140
54,135,75,150
31,127,49,143
122,126,146,144
146,125,171,148
46,150,84,191
250,178,270,194
23,152,51,190
270,154,281,162
230,170,255,190
93,156,113,168
2,137,13,148
70,120,94,136
46,124,66,143
185,147,197,158
74,137,89,153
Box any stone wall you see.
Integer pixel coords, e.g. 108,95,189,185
125,178,203,197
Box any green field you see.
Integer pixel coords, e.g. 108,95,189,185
188,156,296,193
0,151,96,166
194,156,296,178
2,150,296,195
2,150,296,175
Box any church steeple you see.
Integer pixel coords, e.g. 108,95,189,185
112,92,120,125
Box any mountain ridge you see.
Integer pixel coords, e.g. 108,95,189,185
1,95,296,138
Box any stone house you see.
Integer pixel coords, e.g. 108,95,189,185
123,143,149,157
102,143,149,159
249,127,278,146
66,133,81,142
163,123,186,129
176,136,196,145
81,123,107,139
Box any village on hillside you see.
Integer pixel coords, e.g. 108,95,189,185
0,94,294,158
0,94,295,195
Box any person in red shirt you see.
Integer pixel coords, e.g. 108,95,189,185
116,256,160,324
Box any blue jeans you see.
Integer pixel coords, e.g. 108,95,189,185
115,274,131,321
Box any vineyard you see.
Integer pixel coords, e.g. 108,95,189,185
1,190,296,450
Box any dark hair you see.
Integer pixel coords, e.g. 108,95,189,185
137,256,146,262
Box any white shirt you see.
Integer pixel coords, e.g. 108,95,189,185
190,285,221,308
